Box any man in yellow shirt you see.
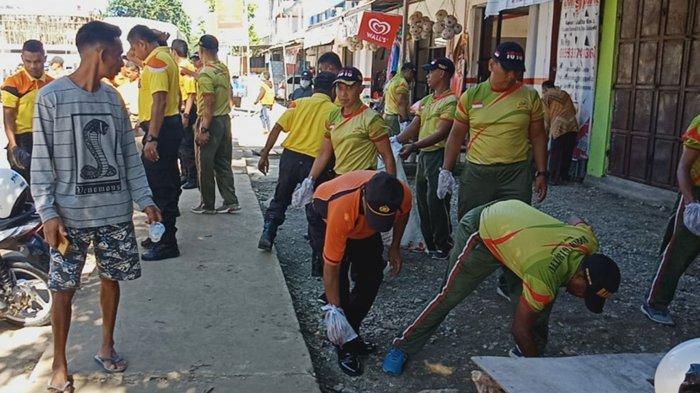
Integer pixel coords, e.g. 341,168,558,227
395,58,457,260
2,39,53,184
383,62,415,135
642,114,700,326
439,42,548,220
254,71,275,132
128,25,183,261
171,39,199,190
256,72,337,252
191,35,239,216
383,200,620,375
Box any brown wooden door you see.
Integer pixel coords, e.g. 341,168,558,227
609,0,700,189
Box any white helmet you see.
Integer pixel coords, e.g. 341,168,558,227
655,338,700,393
0,168,28,219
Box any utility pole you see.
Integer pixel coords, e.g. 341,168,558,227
243,0,251,74
399,0,409,64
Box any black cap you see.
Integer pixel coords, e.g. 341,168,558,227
189,52,200,60
198,35,219,51
334,67,363,86
314,71,336,91
401,62,416,72
581,254,621,314
301,70,313,80
363,172,404,232
422,57,455,76
493,41,526,72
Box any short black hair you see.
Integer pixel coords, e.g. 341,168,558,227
126,25,158,44
318,51,342,70
401,62,416,72
75,21,122,52
313,71,335,95
542,80,556,89
22,39,44,53
171,39,188,57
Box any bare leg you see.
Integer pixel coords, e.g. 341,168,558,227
50,290,75,387
97,278,120,360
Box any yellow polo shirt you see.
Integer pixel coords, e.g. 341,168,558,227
384,74,409,116
138,46,181,122
197,60,231,117
455,80,544,165
324,104,388,175
479,200,598,312
416,91,457,152
277,93,337,157
1,70,53,134
682,114,700,185
178,58,197,102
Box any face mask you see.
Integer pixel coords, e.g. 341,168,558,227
300,80,311,88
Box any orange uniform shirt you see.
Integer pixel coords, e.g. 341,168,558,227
313,170,412,265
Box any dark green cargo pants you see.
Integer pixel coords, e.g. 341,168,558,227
416,149,452,252
196,115,238,209
646,187,700,310
457,159,533,220
392,203,553,355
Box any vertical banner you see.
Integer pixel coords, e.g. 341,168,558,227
555,0,600,162
450,33,469,96
216,0,248,46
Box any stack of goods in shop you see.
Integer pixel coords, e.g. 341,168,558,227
344,35,380,52
431,9,464,40
408,12,433,42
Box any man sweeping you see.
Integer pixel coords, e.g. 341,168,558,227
382,200,621,375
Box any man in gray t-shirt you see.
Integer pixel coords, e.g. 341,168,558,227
30,21,161,392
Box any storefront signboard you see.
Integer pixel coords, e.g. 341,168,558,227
555,0,600,160
485,0,552,16
357,11,403,48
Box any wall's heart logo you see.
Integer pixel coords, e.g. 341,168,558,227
368,18,391,35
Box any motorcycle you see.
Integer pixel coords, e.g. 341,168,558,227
0,168,52,327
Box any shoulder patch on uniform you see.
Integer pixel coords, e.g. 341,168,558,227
146,57,168,73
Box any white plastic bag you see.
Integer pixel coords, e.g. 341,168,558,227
291,177,315,208
683,202,700,236
378,145,425,251
321,305,358,346
437,168,457,199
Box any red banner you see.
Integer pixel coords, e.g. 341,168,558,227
357,11,403,48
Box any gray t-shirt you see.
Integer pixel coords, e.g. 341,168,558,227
31,77,154,228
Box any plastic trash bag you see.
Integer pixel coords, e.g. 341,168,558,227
684,202,700,236
437,169,457,200
377,142,426,252
291,177,314,208
321,305,358,346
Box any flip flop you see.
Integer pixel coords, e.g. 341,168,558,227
47,381,73,392
94,351,128,373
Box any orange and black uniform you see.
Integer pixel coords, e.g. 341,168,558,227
308,170,412,332
1,69,53,181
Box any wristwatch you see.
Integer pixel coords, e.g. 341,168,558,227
145,134,158,143
535,170,550,179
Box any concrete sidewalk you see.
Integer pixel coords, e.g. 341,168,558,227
26,162,319,392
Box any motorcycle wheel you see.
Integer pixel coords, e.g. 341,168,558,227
3,254,52,327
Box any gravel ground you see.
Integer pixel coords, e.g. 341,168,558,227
245,152,699,393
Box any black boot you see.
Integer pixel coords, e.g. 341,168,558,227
141,243,180,261
311,251,323,277
258,221,278,252
337,341,363,377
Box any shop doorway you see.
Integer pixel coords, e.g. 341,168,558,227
608,0,700,189
477,7,529,82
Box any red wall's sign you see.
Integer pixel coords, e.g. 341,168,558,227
357,12,403,48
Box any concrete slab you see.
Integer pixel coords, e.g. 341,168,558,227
25,171,319,392
472,353,663,393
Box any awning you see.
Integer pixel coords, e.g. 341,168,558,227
485,0,552,16
303,18,341,48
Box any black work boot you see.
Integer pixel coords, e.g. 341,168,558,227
258,221,278,252
311,251,323,277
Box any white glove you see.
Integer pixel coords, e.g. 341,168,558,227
389,135,398,144
291,177,315,208
684,202,700,236
437,169,457,200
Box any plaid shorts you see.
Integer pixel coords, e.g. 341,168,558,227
48,222,141,291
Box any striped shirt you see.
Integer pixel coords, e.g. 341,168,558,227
31,77,154,228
